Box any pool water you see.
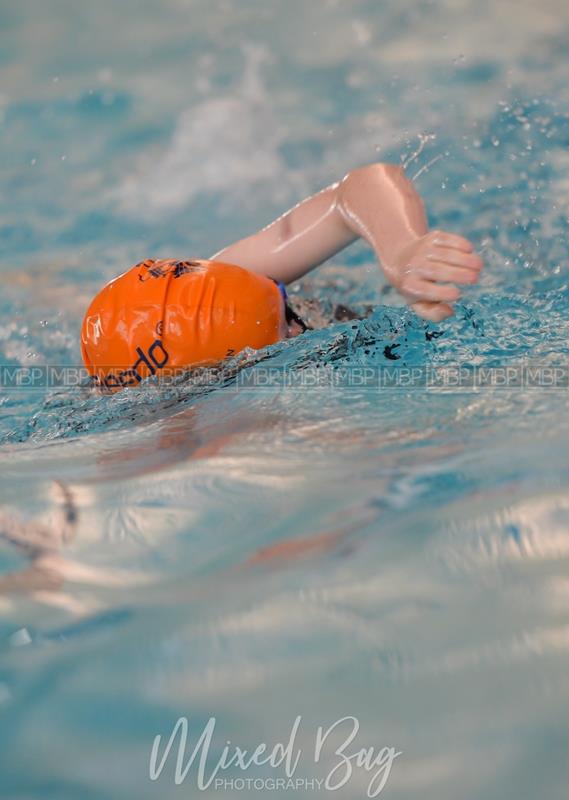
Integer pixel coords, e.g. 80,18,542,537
1,0,569,797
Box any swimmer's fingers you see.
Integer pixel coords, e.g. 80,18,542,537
392,231,480,321
416,261,480,285
411,301,454,322
400,275,461,304
427,248,483,272
430,230,475,253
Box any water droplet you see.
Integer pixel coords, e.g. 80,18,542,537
10,628,32,647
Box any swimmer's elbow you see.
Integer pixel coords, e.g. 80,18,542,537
342,162,406,189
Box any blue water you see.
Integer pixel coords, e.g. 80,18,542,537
1,0,569,797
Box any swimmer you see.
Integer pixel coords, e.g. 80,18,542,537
81,163,483,390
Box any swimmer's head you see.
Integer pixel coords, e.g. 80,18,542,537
80,258,307,390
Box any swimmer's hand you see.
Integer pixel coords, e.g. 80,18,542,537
388,230,483,322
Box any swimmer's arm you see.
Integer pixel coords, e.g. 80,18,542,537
212,182,356,283
213,163,482,322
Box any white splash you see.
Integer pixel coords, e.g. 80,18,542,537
116,45,287,218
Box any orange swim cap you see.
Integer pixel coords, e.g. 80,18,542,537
80,259,285,390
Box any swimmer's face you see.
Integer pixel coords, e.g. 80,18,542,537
286,316,306,338
277,304,302,339
272,279,310,339
278,300,308,338
281,299,310,338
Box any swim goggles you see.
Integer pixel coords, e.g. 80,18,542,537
273,280,312,333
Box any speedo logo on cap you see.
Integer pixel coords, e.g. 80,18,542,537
90,339,169,390
137,259,204,281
